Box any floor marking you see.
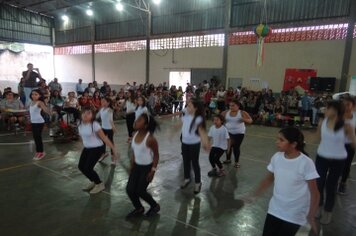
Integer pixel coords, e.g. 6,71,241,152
0,139,53,146
33,162,218,236
0,156,64,173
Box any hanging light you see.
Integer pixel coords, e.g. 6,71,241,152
86,9,93,16
152,0,161,5
61,15,69,21
116,2,124,11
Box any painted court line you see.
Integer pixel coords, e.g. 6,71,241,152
0,139,53,146
0,156,64,173
33,162,218,236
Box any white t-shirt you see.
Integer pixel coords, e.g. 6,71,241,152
65,98,78,108
135,106,148,121
267,152,319,226
181,111,203,144
78,121,104,148
98,107,113,130
208,125,230,150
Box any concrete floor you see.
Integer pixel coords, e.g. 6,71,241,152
0,117,355,236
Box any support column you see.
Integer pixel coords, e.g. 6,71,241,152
222,0,232,87
146,7,152,84
339,0,356,91
91,19,96,82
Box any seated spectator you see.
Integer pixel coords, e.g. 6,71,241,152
49,90,64,122
79,91,92,109
63,92,80,123
0,91,25,129
92,91,101,111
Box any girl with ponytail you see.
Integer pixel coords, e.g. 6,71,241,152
247,127,320,236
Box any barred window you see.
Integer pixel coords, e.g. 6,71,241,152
229,23,350,45
95,40,146,53
150,34,225,50
54,45,92,55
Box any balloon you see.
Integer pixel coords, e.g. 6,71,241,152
254,24,271,38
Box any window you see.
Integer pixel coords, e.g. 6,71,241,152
150,34,225,50
95,40,146,53
54,45,92,55
229,23,350,45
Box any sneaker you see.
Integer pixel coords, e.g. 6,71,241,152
217,170,226,177
194,183,202,194
223,160,231,164
126,207,145,218
82,182,95,191
98,152,109,162
234,162,241,168
320,211,332,225
89,183,105,194
33,153,40,160
34,152,46,161
145,204,160,217
338,183,347,195
207,169,217,177
180,179,191,189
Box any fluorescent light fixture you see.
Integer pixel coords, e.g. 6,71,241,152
116,3,124,11
61,15,69,21
86,9,93,16
152,0,161,5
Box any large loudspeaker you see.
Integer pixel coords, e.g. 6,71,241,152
309,77,336,92
309,77,320,91
320,77,336,92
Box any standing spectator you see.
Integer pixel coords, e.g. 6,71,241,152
48,78,62,95
300,91,312,125
22,63,42,107
76,79,85,96
18,78,26,106
100,81,108,96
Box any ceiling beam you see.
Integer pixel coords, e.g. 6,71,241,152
40,0,95,14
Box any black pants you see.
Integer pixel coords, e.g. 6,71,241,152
226,133,245,162
182,143,201,183
262,214,300,236
31,123,44,152
209,147,224,169
126,112,135,138
126,164,157,209
315,155,345,212
341,144,355,183
102,129,114,154
78,145,105,184
217,101,225,112
63,107,80,121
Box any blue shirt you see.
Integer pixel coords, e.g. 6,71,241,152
76,83,84,93
301,95,311,110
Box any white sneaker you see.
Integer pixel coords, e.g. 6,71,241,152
82,182,95,191
180,179,191,189
98,152,109,162
194,183,202,194
89,183,105,194
320,211,332,225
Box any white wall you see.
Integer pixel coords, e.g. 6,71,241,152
227,40,346,92
52,39,352,93
150,47,223,85
95,50,146,85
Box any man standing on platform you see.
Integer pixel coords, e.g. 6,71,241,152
22,63,42,107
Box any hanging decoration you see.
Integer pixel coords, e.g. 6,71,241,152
254,24,271,66
254,0,271,67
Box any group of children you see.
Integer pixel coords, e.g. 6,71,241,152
27,88,356,235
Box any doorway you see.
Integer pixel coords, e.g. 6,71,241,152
169,71,191,95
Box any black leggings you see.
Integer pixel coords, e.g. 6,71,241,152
78,145,105,184
226,133,245,163
182,143,201,183
31,123,44,152
341,144,355,183
315,155,345,212
126,164,157,209
102,129,114,154
209,147,224,169
262,214,300,236
63,107,80,121
126,112,135,138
